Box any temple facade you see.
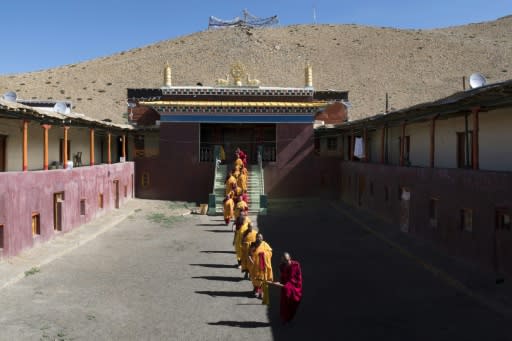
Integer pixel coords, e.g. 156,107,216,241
128,62,348,204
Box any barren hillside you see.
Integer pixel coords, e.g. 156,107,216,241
1,16,511,123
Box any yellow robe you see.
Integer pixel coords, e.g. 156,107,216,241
225,176,237,196
223,198,234,221
250,241,273,287
234,200,248,219
241,230,257,272
234,217,251,261
234,158,243,170
237,172,247,192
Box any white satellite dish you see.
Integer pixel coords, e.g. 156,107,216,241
53,101,68,114
2,91,17,102
469,73,487,89
341,100,352,109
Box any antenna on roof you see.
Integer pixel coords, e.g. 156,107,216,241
469,73,487,89
2,91,17,103
53,101,68,114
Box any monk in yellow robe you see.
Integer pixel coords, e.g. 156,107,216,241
234,196,248,219
234,155,244,170
225,172,237,196
237,169,248,192
223,195,234,225
241,223,258,279
250,233,273,299
233,213,251,267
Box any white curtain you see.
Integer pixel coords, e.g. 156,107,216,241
354,137,364,159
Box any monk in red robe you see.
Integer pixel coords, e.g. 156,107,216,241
270,252,303,323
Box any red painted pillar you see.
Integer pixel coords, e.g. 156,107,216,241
122,134,126,160
107,132,112,164
63,126,69,169
90,128,95,166
42,124,51,170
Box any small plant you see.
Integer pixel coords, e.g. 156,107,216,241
25,267,40,276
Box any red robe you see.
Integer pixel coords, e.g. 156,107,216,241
279,260,303,322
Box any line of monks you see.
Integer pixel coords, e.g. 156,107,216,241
221,148,303,324
222,148,273,301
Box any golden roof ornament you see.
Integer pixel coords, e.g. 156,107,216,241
305,62,313,88
163,61,172,87
230,62,246,86
215,62,260,87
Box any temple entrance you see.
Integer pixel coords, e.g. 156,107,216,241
200,123,276,163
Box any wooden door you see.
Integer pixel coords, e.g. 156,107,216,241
54,192,64,231
495,209,512,276
0,135,6,171
114,180,120,209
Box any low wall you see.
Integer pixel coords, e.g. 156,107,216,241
0,162,134,257
340,161,512,276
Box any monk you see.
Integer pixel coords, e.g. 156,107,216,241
241,223,258,279
233,213,251,268
237,167,248,192
234,196,248,219
225,172,237,196
223,194,234,225
249,233,273,299
269,252,303,323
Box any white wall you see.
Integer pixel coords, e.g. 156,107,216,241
479,107,512,171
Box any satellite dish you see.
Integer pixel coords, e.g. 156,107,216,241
53,101,68,114
2,91,17,102
469,73,487,89
341,100,352,109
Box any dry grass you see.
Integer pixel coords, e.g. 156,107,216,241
1,16,511,123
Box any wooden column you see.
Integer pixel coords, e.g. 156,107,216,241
363,127,368,161
122,134,126,160
400,122,406,167
63,126,69,169
89,128,95,166
380,126,386,164
107,132,112,164
42,124,51,170
22,120,29,172
472,108,480,170
350,129,354,161
429,116,437,168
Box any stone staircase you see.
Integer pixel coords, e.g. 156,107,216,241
211,164,264,215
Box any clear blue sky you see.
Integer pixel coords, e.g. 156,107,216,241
0,0,509,75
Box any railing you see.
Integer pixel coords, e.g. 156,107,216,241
262,144,276,162
200,145,214,162
208,145,221,215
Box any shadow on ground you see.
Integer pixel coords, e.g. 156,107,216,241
257,198,511,341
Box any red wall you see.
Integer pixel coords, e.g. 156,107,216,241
135,123,214,203
264,123,341,198
0,162,134,257
340,161,512,276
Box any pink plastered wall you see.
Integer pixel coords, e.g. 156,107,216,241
0,162,134,257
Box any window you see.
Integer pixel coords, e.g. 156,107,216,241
327,137,337,151
496,210,511,231
314,137,320,155
141,172,150,187
460,209,473,232
98,193,104,209
134,135,145,158
80,199,86,216
32,213,40,236
456,131,473,168
429,198,439,228
398,136,411,165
